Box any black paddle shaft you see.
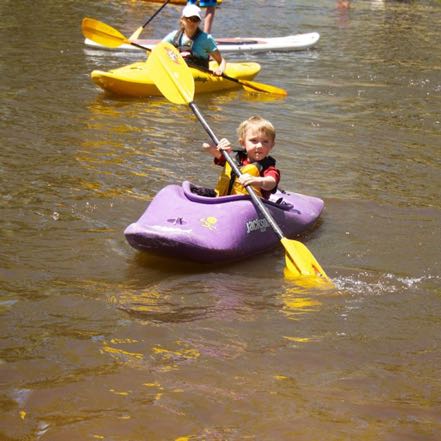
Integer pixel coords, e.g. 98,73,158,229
142,0,171,28
189,102,285,240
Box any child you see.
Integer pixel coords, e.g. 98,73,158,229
202,116,280,199
162,4,226,75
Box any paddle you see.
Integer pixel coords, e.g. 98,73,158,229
81,17,287,96
129,0,172,41
146,41,331,282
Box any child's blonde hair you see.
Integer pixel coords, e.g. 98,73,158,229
237,116,276,143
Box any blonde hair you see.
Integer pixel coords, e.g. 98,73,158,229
237,116,276,143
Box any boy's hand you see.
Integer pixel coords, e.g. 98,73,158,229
217,138,232,153
238,174,277,191
202,142,220,158
238,173,260,187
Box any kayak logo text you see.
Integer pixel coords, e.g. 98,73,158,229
246,217,270,234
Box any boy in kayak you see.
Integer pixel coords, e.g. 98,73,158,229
186,0,219,33
201,116,280,199
162,4,226,75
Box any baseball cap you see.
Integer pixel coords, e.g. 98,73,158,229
182,4,202,20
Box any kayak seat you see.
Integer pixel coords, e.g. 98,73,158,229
184,181,294,211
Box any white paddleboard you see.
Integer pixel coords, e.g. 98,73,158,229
84,32,320,54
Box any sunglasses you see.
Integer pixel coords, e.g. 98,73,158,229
185,16,200,23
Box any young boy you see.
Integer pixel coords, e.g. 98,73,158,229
203,116,280,199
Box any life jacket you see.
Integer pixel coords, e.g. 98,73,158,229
215,151,277,198
172,28,209,68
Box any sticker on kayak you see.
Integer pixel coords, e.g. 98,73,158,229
200,216,217,230
246,217,270,234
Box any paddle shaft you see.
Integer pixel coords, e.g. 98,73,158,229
187,64,266,94
189,102,285,240
131,41,152,51
142,0,171,28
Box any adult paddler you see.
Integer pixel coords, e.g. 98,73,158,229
162,4,226,76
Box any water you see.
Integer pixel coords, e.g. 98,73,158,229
1,0,440,440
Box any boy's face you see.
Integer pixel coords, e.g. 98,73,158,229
240,127,275,162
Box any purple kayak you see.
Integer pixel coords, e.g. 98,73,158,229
124,181,324,263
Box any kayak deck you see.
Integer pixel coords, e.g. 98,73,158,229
91,60,261,97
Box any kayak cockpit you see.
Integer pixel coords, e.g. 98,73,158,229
183,181,294,211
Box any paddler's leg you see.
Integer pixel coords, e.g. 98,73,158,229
203,6,215,33
187,0,218,33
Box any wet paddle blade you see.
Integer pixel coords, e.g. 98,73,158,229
147,42,195,104
241,80,288,96
281,238,332,283
81,17,129,48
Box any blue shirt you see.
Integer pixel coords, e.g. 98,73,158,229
163,30,218,60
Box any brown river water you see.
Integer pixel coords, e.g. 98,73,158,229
1,0,440,440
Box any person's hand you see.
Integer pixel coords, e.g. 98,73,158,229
212,58,226,76
202,142,219,157
213,66,224,76
238,173,260,187
216,138,232,153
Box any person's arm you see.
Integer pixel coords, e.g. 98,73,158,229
203,137,232,161
162,30,177,44
238,174,277,191
202,142,221,159
238,167,280,191
210,49,226,76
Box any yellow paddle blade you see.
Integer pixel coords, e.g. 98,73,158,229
146,42,195,105
241,80,288,96
129,26,143,41
281,238,333,284
81,17,129,48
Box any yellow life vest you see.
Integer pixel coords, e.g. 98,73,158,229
215,161,263,197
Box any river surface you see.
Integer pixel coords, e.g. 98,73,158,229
1,0,440,440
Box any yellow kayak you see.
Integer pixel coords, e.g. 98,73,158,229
91,60,260,97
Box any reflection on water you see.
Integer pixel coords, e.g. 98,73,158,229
281,292,322,320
